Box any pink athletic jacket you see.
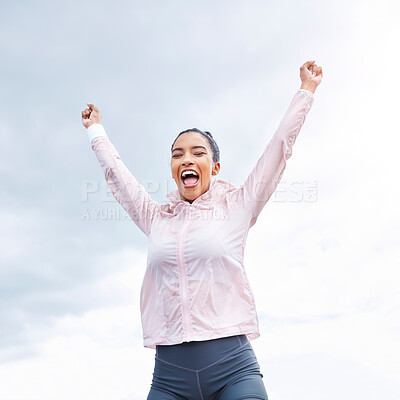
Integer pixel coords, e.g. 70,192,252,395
86,89,314,349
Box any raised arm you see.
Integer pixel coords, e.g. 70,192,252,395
81,104,160,236
241,60,323,227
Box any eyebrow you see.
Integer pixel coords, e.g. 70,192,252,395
172,145,208,153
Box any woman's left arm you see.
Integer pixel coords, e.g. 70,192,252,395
241,60,323,226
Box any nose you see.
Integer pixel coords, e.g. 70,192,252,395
181,152,194,166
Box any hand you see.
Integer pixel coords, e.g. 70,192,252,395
81,103,102,129
299,60,323,94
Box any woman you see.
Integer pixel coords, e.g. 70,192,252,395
81,60,323,400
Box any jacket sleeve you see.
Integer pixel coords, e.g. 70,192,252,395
87,124,160,236
241,89,314,227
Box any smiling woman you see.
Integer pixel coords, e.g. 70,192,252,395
81,60,323,400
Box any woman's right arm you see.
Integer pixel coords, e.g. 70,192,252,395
82,104,160,236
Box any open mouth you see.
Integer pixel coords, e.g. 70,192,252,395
181,169,199,188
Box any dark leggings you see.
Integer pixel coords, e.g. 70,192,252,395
147,334,268,400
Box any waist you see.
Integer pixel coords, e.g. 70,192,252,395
155,334,249,370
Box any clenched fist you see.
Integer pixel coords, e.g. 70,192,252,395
299,60,323,94
81,103,102,129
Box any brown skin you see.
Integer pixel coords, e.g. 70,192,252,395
299,60,323,94
81,60,323,203
171,132,221,203
81,103,101,128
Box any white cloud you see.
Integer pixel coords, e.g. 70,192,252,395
0,305,152,400
0,247,150,399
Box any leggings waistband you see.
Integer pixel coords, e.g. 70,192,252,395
155,334,249,371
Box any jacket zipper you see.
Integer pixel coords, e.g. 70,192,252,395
177,213,193,342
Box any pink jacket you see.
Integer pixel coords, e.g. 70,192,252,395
87,89,314,349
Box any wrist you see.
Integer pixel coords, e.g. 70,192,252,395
300,81,318,94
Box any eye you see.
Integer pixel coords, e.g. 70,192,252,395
194,152,206,156
172,154,182,158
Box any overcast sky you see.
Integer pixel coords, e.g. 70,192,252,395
1,0,400,399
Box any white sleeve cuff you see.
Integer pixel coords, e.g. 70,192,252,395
86,123,108,145
298,88,314,95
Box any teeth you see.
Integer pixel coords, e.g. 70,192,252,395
181,170,198,178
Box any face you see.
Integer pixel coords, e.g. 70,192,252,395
171,132,220,203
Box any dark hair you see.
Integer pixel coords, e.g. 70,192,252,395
171,128,220,163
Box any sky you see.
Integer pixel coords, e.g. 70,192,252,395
1,0,400,399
